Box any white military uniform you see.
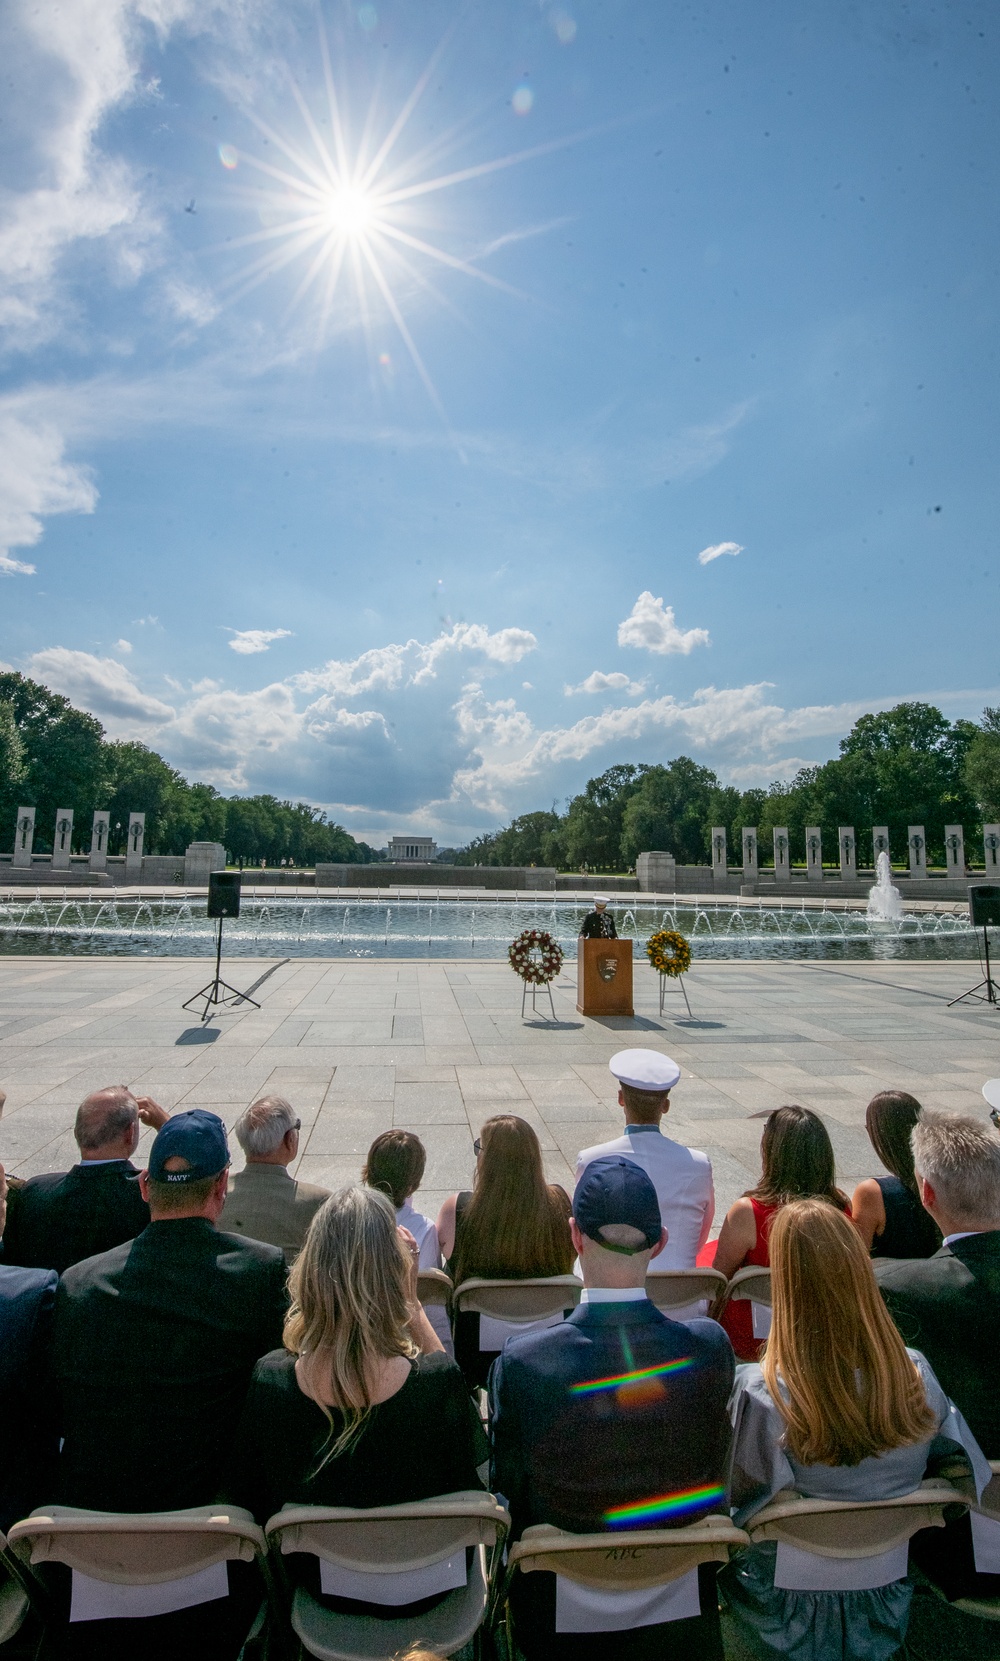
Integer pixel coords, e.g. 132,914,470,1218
576,1048,715,1268
575,1124,714,1267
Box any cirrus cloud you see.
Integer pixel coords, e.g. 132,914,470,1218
697,540,743,566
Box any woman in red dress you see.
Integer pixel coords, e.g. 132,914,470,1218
713,1106,851,1359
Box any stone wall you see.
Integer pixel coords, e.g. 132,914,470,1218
315,863,557,890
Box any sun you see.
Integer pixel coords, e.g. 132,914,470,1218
212,25,577,414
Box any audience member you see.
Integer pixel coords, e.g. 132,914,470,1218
0,1085,167,1273
722,1199,989,1661
364,1130,440,1268
53,1109,287,1514
224,1186,485,1621
490,1156,735,1661
876,1111,1000,1600
576,1048,714,1268
851,1091,941,1258
0,1160,57,1531
713,1106,850,1359
437,1115,573,1387
222,1094,329,1263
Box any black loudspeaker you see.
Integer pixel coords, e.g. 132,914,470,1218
969,886,1000,929
207,870,241,919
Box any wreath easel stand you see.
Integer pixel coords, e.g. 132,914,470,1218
523,979,556,1021
509,929,564,1022
659,972,693,1018
646,929,693,1018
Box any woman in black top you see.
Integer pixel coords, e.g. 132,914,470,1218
851,1091,941,1259
223,1186,485,1618
437,1116,573,1388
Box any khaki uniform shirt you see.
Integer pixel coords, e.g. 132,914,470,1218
221,1164,330,1264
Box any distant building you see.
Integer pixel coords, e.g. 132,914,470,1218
387,835,438,863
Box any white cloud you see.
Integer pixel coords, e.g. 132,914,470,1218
296,621,538,697
565,670,646,696
0,411,97,575
617,592,711,656
115,638,133,652
24,647,175,728
697,540,743,566
226,627,294,655
162,277,219,328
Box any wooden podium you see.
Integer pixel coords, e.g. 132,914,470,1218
576,937,634,1017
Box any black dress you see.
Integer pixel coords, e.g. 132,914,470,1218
870,1176,941,1259
223,1349,487,1619
579,909,617,939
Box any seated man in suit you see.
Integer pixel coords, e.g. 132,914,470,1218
1,1085,167,1273
576,1049,714,1269
53,1108,288,1516
0,1160,58,1531
490,1156,735,1660
221,1095,329,1262
876,1109,1000,1599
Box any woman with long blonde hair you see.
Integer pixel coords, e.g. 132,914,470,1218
721,1198,988,1661
437,1114,573,1386
224,1187,486,1611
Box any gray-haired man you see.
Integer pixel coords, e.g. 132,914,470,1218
221,1095,330,1262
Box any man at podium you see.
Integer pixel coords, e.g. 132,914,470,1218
579,895,617,939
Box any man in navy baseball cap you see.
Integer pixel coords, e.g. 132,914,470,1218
572,1154,663,1255
147,1108,231,1186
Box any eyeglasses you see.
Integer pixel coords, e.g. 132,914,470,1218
473,1137,482,1156
292,1119,302,1132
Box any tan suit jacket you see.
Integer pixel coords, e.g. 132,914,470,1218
221,1164,330,1264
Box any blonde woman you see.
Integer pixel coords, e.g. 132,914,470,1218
720,1199,989,1661
224,1187,486,1608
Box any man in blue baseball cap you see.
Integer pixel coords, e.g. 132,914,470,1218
52,1108,287,1531
490,1156,734,1660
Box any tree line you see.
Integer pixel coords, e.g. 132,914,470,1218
0,673,377,866
454,703,1000,872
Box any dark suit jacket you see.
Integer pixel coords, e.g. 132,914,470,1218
1,1160,150,1274
0,1264,58,1530
53,1218,288,1513
876,1231,1000,1457
490,1298,735,1648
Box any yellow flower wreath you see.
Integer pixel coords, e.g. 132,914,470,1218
645,928,692,979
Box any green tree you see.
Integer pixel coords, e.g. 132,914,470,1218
965,708,1000,820
620,757,720,865
560,764,649,870
0,672,107,848
103,741,190,853
0,701,26,844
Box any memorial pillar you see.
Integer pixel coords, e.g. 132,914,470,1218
711,827,728,890
636,851,676,893
908,825,927,880
52,809,74,870
838,827,857,883
90,812,110,872
984,825,1000,878
805,826,823,881
741,828,759,886
872,826,890,868
773,827,791,884
12,807,35,868
125,812,145,883
944,824,965,880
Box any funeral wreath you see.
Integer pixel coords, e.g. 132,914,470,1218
508,928,564,986
645,928,692,979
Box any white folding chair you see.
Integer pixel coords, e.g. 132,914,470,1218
916,1458,1000,1627
416,1268,453,1309
497,1513,750,1644
644,1268,728,1314
0,1530,32,1647
6,1504,272,1646
265,1490,510,1659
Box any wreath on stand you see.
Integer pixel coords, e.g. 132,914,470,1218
508,928,564,985
645,929,692,979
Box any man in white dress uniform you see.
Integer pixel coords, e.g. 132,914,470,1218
576,1049,714,1267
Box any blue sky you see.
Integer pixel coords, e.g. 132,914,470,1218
1,0,997,845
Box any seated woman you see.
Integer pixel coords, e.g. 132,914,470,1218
850,1090,940,1259
713,1106,850,1360
720,1199,989,1661
437,1115,573,1389
223,1187,486,1618
364,1129,452,1352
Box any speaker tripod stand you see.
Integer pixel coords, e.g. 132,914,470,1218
182,916,260,1024
948,924,1000,1009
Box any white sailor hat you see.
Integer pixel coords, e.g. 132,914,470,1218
983,1080,1000,1112
593,895,610,907
609,1048,681,1092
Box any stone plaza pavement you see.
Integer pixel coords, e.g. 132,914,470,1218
1,953,998,1227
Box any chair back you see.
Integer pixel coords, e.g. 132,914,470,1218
416,1267,453,1308
7,1505,266,1583
509,1514,749,1590
976,1460,1000,1523
745,1481,966,1558
0,1531,30,1646
452,1276,582,1323
724,1265,772,1307
644,1268,727,1312
266,1492,509,1572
